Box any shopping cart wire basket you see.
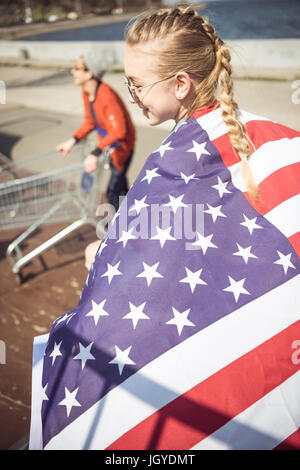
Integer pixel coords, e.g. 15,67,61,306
0,143,109,283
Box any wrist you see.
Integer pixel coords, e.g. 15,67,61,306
90,147,102,157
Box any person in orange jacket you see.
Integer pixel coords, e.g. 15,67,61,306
57,50,135,212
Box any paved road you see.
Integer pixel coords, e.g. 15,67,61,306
2,66,300,135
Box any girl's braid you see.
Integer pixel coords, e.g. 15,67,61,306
198,15,259,202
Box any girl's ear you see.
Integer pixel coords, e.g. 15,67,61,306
174,72,192,100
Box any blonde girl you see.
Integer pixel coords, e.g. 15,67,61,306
124,7,262,203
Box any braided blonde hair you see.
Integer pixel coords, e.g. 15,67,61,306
125,7,259,203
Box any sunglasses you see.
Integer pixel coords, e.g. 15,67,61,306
124,74,176,103
73,66,88,71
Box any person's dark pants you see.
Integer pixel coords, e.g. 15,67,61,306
106,151,133,211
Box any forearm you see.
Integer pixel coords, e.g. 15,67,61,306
73,122,95,141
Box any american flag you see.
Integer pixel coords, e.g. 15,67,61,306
30,107,300,450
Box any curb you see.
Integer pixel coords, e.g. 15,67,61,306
1,57,299,82
1,38,299,81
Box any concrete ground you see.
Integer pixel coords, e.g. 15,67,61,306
0,63,299,450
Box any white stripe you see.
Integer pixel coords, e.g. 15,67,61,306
264,194,300,238
29,334,49,450
44,275,300,449
196,108,269,142
193,371,300,450
228,137,300,192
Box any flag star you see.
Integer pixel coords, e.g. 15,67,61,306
59,387,81,417
155,141,174,158
274,251,295,274
129,195,149,215
54,312,74,328
179,267,207,293
166,307,195,336
110,210,120,227
122,302,150,329
109,345,135,375
141,168,160,184
117,227,137,247
97,238,107,256
86,267,96,287
163,194,188,214
49,340,63,365
240,214,263,234
86,299,109,326
101,261,122,284
187,140,210,160
223,276,250,302
151,226,176,247
73,342,96,370
191,232,218,254
42,383,49,401
66,312,77,324
177,172,199,184
137,261,163,286
233,243,258,264
204,203,227,222
212,176,232,198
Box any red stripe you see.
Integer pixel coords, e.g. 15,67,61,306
212,120,300,169
243,162,300,214
245,120,300,153
191,103,220,120
288,232,300,259
275,427,300,450
107,320,300,450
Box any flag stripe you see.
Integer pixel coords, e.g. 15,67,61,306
274,427,300,450
192,372,300,450
29,334,49,450
195,108,299,157
288,232,300,258
197,109,300,218
264,194,300,239
44,275,300,450
107,322,300,450
243,162,300,216
213,126,300,169
194,108,270,144
228,138,300,193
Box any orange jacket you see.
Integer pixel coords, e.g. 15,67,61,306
74,82,135,171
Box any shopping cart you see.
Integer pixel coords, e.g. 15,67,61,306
0,143,109,283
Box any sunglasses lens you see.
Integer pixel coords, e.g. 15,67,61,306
129,88,136,101
124,78,136,102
